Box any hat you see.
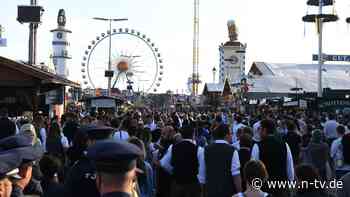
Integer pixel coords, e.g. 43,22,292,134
0,135,43,163
8,146,43,163
0,135,32,150
87,140,142,173
80,125,114,140
20,123,36,134
0,151,22,180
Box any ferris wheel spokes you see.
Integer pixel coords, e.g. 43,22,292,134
81,28,164,93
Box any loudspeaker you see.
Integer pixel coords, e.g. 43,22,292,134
105,70,114,77
17,6,43,23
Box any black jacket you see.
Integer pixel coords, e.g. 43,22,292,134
41,179,64,197
64,156,100,197
103,192,131,197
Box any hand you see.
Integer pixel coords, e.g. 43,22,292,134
0,178,12,197
15,165,32,190
153,157,161,167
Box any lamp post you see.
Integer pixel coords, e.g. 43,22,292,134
317,0,323,98
92,17,128,96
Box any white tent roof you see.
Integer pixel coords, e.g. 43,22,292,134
248,62,350,93
204,83,225,92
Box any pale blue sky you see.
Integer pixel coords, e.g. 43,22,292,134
1,0,350,93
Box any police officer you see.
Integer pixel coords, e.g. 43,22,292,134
0,151,22,197
87,140,142,197
0,135,44,197
64,125,114,197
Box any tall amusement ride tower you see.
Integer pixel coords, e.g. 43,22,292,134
192,0,200,96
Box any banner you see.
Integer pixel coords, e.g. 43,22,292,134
45,87,64,105
0,38,7,47
91,99,116,108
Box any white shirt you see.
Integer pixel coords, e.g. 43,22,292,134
324,120,338,139
149,142,156,153
251,142,294,181
222,114,228,124
199,140,241,184
330,137,342,159
298,119,307,135
252,121,261,142
160,139,205,184
39,128,47,152
232,140,240,150
60,133,69,149
232,123,245,143
277,127,287,136
145,121,157,132
113,130,130,141
15,124,20,135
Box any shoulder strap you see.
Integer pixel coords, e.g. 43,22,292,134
240,147,251,152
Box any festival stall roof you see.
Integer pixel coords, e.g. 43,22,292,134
0,56,80,91
203,79,231,96
247,62,350,94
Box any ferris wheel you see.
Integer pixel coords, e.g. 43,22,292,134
81,28,164,93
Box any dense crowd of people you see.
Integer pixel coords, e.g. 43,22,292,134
1,106,350,197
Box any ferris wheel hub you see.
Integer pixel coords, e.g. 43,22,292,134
116,60,129,72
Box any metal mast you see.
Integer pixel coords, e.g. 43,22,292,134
29,0,38,65
303,0,337,97
317,0,323,98
192,0,200,96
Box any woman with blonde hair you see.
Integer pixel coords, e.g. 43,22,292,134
20,123,42,148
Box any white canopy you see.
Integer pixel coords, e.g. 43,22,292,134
248,62,350,93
